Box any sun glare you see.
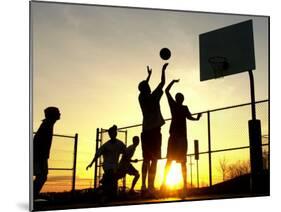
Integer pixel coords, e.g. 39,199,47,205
166,162,183,189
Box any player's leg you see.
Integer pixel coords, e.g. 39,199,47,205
128,164,140,192
34,158,48,198
141,158,149,191
181,161,187,191
148,159,157,191
112,171,118,198
141,132,150,191
131,173,140,192
148,127,161,191
34,173,47,198
180,136,188,193
103,169,117,199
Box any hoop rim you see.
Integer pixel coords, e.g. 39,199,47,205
208,56,229,79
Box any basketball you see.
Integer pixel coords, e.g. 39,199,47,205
160,48,171,60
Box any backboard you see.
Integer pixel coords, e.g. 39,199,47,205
199,20,256,81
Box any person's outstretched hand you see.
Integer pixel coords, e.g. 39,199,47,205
147,66,152,75
86,164,92,171
162,63,169,71
173,79,180,83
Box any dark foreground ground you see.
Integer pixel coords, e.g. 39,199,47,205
33,171,269,211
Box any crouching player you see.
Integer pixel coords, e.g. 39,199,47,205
117,136,140,194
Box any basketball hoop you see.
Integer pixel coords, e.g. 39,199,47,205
208,56,229,79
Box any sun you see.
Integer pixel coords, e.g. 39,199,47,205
165,162,183,189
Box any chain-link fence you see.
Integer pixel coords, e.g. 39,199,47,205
95,100,269,190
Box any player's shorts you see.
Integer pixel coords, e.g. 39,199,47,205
117,164,139,179
167,134,187,163
141,128,162,160
34,157,48,176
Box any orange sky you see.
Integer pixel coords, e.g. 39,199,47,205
31,2,269,192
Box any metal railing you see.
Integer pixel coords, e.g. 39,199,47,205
32,132,78,192
95,99,269,189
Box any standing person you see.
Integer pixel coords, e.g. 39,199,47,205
138,63,169,193
161,79,201,194
86,125,126,199
117,136,140,194
33,107,61,198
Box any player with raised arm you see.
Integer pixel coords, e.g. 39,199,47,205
161,79,201,195
138,63,168,194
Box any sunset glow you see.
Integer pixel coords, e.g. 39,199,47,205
32,2,269,193
166,162,183,189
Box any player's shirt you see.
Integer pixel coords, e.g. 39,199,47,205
33,119,54,159
119,144,136,167
139,84,165,131
96,139,126,171
166,92,191,137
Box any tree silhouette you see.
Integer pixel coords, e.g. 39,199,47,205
218,157,228,181
226,160,250,179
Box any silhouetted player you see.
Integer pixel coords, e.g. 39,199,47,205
162,79,201,193
33,107,61,198
87,125,126,199
138,63,168,193
117,136,140,193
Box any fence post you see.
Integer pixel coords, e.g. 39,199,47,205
207,111,213,187
72,133,78,192
123,130,128,191
248,71,263,193
94,128,99,189
189,156,193,188
194,139,199,188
